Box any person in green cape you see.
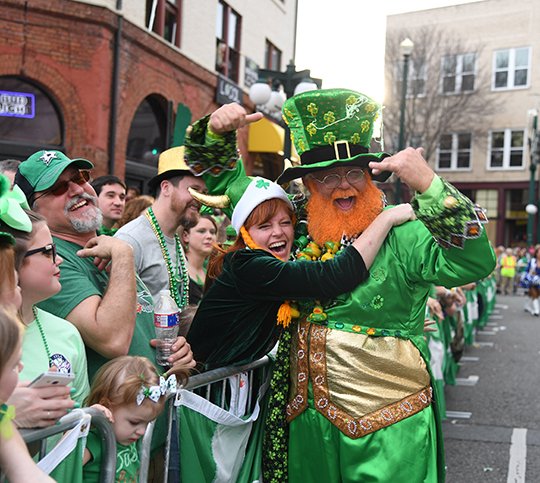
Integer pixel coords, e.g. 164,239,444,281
185,89,496,482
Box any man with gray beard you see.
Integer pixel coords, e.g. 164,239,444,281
14,150,195,381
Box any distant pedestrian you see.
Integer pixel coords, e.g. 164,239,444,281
521,247,540,315
500,248,516,295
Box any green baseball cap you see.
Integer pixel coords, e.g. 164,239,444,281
15,150,93,204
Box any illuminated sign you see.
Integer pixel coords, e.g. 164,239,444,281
0,90,35,118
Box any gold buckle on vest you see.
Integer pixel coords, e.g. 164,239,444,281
333,140,351,160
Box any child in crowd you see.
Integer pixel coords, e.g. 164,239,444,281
83,356,180,482
0,307,53,482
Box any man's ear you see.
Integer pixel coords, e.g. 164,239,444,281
159,179,172,197
302,176,315,193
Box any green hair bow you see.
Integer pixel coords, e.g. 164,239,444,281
0,174,31,234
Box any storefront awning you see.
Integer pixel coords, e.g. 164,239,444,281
248,117,298,161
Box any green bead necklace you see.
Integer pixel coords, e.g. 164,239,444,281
32,306,52,366
145,207,189,309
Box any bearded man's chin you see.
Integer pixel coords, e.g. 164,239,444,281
305,180,384,245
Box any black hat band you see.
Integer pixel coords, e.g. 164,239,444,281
300,141,369,166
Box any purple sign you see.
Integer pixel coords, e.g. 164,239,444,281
0,90,35,119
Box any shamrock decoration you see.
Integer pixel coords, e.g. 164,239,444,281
350,132,361,144
346,95,358,105
323,111,336,124
307,102,318,116
256,179,270,190
306,122,317,136
360,120,371,133
324,132,337,144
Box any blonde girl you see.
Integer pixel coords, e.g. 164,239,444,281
83,356,181,482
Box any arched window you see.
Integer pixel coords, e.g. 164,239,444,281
125,95,167,193
0,76,64,159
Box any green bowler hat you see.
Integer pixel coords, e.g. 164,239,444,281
16,150,93,204
276,88,391,184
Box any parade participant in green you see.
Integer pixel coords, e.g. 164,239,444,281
187,172,413,369
185,88,496,482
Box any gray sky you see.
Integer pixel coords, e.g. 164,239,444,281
295,0,484,102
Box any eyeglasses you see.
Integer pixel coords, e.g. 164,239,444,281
34,170,91,202
310,169,365,189
24,243,57,264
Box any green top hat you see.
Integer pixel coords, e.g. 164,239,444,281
15,150,93,204
276,88,391,184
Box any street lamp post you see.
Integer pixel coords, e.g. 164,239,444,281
395,38,414,204
249,61,322,162
526,110,539,246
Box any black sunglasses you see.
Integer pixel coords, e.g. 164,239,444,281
24,243,57,264
34,170,91,202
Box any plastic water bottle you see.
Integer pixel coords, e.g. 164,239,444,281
153,289,180,367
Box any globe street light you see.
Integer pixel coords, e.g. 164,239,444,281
249,61,322,163
395,38,414,204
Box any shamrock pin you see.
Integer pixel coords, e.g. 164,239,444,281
256,179,270,190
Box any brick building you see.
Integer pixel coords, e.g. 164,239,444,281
0,0,298,192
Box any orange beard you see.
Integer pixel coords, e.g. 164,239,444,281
305,176,384,245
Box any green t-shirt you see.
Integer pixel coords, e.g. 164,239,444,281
38,237,166,451
20,308,90,405
39,237,156,380
84,429,140,483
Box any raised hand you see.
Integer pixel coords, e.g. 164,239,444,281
209,103,264,134
369,147,435,193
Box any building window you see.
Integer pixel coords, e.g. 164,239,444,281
265,40,282,71
475,189,498,218
0,76,64,159
493,47,530,90
216,1,242,83
436,133,471,170
442,53,476,94
489,129,525,169
146,0,182,47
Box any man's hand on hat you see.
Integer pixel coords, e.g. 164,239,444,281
369,147,434,193
76,235,133,271
209,103,264,135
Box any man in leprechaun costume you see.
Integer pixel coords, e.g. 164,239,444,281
185,89,496,482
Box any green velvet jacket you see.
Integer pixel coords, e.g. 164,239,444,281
187,246,367,369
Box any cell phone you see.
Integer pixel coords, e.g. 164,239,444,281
29,371,75,388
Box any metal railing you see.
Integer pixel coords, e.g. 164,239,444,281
17,407,117,483
139,356,272,482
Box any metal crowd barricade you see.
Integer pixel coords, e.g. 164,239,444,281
9,407,116,483
139,356,272,483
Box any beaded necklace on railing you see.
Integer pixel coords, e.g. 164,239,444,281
145,207,189,310
32,306,52,366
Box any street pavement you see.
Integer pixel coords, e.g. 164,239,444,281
443,292,540,482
